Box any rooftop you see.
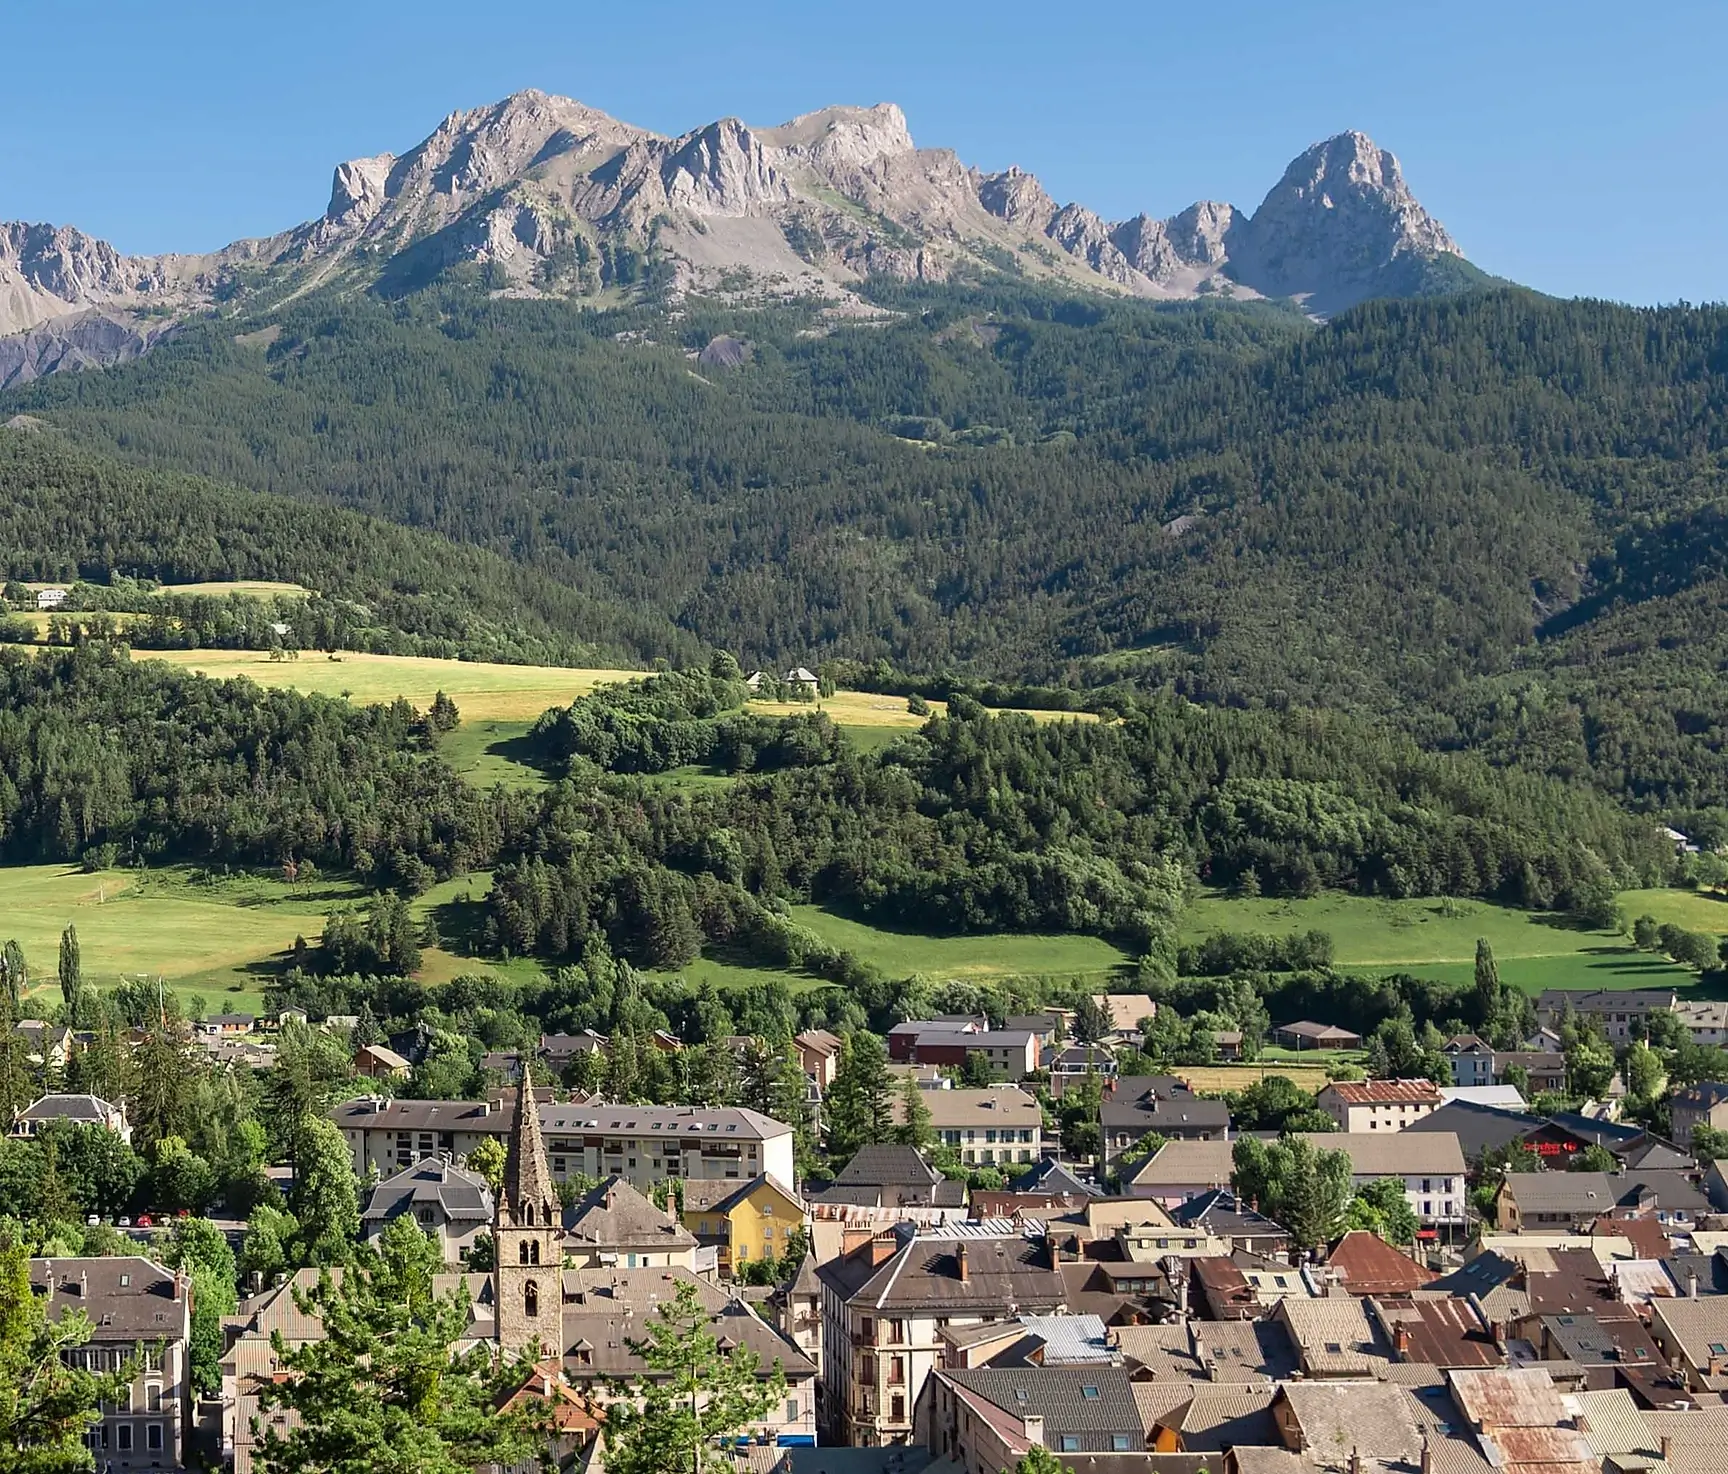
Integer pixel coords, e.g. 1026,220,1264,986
1322,1079,1444,1105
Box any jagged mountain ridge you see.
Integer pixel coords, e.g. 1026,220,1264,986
0,89,1477,347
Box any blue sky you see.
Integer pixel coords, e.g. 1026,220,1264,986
6,0,1724,303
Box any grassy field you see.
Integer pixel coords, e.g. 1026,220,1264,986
1,865,331,1014
789,904,1131,981
749,690,1099,729
137,650,631,721
438,720,558,791
1175,1063,1333,1094
1181,890,1709,994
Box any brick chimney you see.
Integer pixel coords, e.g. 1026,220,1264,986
1392,1321,1411,1357
956,1242,969,1283
869,1234,898,1268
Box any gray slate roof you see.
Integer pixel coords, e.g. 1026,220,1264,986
944,1366,1143,1450
361,1158,493,1227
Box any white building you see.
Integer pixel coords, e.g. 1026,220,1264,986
332,1095,795,1193
1315,1078,1443,1133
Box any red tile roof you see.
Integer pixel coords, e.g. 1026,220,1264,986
1326,1079,1444,1105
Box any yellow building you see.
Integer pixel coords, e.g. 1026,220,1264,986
680,1173,805,1277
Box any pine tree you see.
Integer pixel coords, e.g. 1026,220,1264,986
823,1032,892,1161
601,1280,786,1474
57,925,81,1023
255,1226,542,1474
893,1073,933,1151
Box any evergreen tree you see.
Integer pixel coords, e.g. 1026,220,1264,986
1070,994,1112,1045
0,941,23,1012
159,1218,238,1396
893,1074,933,1151
57,925,81,1023
255,1226,542,1474
601,1280,786,1474
823,1032,893,1161
129,1024,194,1154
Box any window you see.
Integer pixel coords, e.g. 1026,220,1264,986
147,1384,163,1411
1112,1435,1132,1452
786,1398,799,1423
147,1424,163,1451
1081,1385,1099,1399
524,1280,539,1318
118,1426,133,1451
1060,1436,1081,1452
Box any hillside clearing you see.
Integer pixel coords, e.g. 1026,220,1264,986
134,649,633,721
1181,890,1709,994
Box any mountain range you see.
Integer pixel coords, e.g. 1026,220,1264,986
0,89,1485,384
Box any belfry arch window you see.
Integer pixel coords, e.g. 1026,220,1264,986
524,1280,539,1318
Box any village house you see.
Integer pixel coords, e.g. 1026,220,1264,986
1670,1081,1728,1147
563,1174,700,1270
679,1172,805,1276
794,1029,843,1092
1314,1077,1443,1132
360,1157,493,1263
817,1225,1072,1446
909,1085,1043,1166
31,1257,193,1468
1534,986,1679,1043
1100,1076,1231,1165
1271,1020,1363,1051
885,1020,1040,1079
352,1042,412,1079
1293,1131,1468,1232
1443,1034,1495,1087
1045,1044,1119,1097
11,1092,132,1144
332,1093,796,1191
34,586,67,609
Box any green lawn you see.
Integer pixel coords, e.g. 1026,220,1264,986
438,720,558,791
0,864,334,1012
788,904,1132,982
1181,890,1711,995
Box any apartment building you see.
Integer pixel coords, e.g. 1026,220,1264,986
332,1095,795,1191
1315,1078,1443,1132
1534,988,1679,1043
817,1225,1070,1446
917,1086,1043,1166
1298,1131,1468,1230
886,1020,1041,1078
31,1257,193,1470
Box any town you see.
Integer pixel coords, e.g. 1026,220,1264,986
10,976,1728,1474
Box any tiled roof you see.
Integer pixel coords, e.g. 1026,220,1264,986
1279,1297,1390,1377
1126,1139,1233,1188
1323,1228,1439,1295
1170,1189,1288,1239
833,1144,942,1188
29,1257,188,1340
1404,1101,1537,1158
1322,1079,1443,1105
361,1157,493,1226
1293,1131,1465,1176
1157,1386,1278,1451
945,1366,1142,1449
918,1086,1042,1128
1277,1382,1422,1465
18,1092,122,1123
564,1175,697,1250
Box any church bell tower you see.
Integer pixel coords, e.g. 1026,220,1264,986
493,1068,563,1356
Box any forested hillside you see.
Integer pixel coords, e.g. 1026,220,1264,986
8,278,1728,807
0,430,695,667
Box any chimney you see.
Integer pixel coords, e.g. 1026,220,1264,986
78,1270,87,1299
1393,1321,1411,1358
1421,1433,1433,1474
1348,1449,1363,1474
1661,1435,1672,1462
869,1235,898,1269
956,1243,969,1283
1047,1234,1060,1269
1689,1269,1700,1299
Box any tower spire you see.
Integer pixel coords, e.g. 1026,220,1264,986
501,1064,558,1228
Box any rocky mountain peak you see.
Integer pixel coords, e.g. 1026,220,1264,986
0,100,1484,370
1230,130,1462,309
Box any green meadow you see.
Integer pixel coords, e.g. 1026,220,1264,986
1180,890,1712,995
